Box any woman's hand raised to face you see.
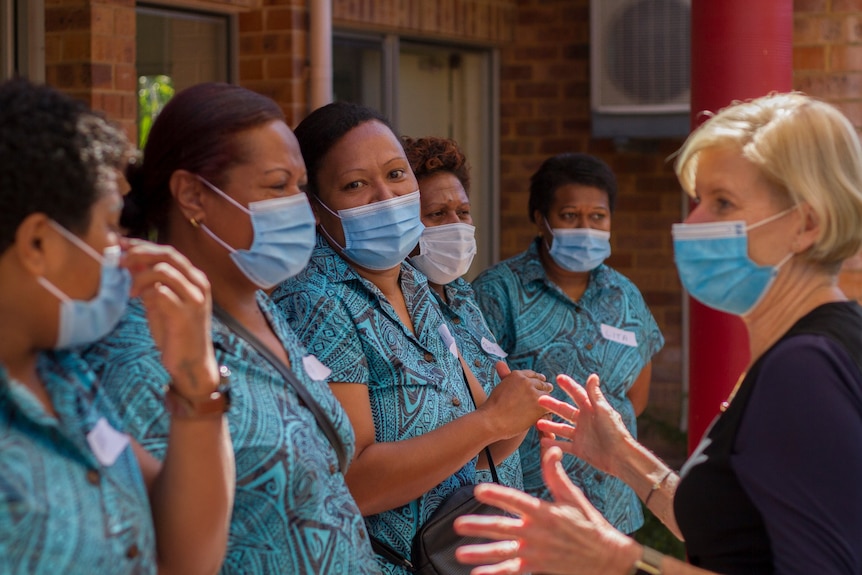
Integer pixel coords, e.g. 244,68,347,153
122,239,220,397
536,373,635,477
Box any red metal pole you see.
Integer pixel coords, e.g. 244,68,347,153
687,0,793,452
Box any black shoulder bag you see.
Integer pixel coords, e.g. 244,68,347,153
370,360,504,574
212,304,348,473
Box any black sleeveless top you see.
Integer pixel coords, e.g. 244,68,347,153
674,302,862,574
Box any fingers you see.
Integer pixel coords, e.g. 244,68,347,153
585,373,607,406
494,360,511,379
556,373,590,407
538,395,577,421
123,242,211,301
469,483,542,519
542,446,586,506
454,514,524,541
456,541,525,574
536,419,576,438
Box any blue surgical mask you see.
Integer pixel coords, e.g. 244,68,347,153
37,221,131,349
672,208,796,316
545,219,611,272
410,222,477,285
197,176,316,289
317,190,425,271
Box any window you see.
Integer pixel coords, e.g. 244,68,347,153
334,32,500,276
1,0,44,81
136,4,230,146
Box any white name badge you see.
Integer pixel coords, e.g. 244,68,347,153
600,324,638,347
87,417,130,467
480,337,508,358
438,323,459,357
302,354,332,381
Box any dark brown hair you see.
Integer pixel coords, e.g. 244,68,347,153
123,82,284,239
402,136,471,194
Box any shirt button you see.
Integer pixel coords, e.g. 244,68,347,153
585,343,593,350
329,463,337,474
424,352,434,362
473,359,481,368
126,544,140,559
452,397,462,407
452,317,461,324
359,527,367,539
86,469,100,485
595,473,604,483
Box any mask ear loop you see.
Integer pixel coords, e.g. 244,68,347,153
311,195,347,252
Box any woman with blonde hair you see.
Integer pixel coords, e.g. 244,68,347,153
454,92,862,575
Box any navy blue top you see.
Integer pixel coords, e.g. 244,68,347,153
676,302,862,574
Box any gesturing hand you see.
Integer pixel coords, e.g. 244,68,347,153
535,373,634,477
454,446,639,575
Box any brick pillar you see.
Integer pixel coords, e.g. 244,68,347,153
45,0,137,138
238,3,308,127
794,0,862,302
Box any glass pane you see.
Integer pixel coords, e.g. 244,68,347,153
333,38,383,112
136,7,228,146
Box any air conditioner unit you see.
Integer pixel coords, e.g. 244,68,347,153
590,0,691,138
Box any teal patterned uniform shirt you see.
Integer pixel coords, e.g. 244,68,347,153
423,275,524,490
0,351,155,575
81,293,380,575
272,236,480,575
473,239,664,534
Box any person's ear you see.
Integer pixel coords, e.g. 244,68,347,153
12,213,58,276
534,209,548,237
170,170,207,225
793,203,819,254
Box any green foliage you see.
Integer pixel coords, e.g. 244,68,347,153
138,75,175,149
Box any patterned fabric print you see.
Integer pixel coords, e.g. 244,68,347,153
81,294,379,575
0,351,155,575
273,235,479,575
431,276,523,490
473,239,664,534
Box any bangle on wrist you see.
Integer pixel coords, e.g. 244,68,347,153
644,469,673,508
164,365,232,419
627,545,664,575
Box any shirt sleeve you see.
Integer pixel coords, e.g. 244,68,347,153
472,270,515,355
275,280,370,386
732,335,862,575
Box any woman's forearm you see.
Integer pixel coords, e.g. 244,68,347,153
151,416,235,575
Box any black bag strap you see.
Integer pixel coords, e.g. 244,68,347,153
456,356,499,484
212,303,348,474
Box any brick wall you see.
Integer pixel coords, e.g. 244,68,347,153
499,0,686,425
44,0,137,137
332,0,516,43
238,0,308,127
794,0,862,300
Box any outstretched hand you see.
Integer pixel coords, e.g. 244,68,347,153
535,373,634,477
454,447,639,575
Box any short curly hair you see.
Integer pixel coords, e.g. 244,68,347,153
402,136,471,194
0,78,133,254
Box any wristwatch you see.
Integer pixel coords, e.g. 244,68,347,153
164,365,232,418
629,546,663,575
